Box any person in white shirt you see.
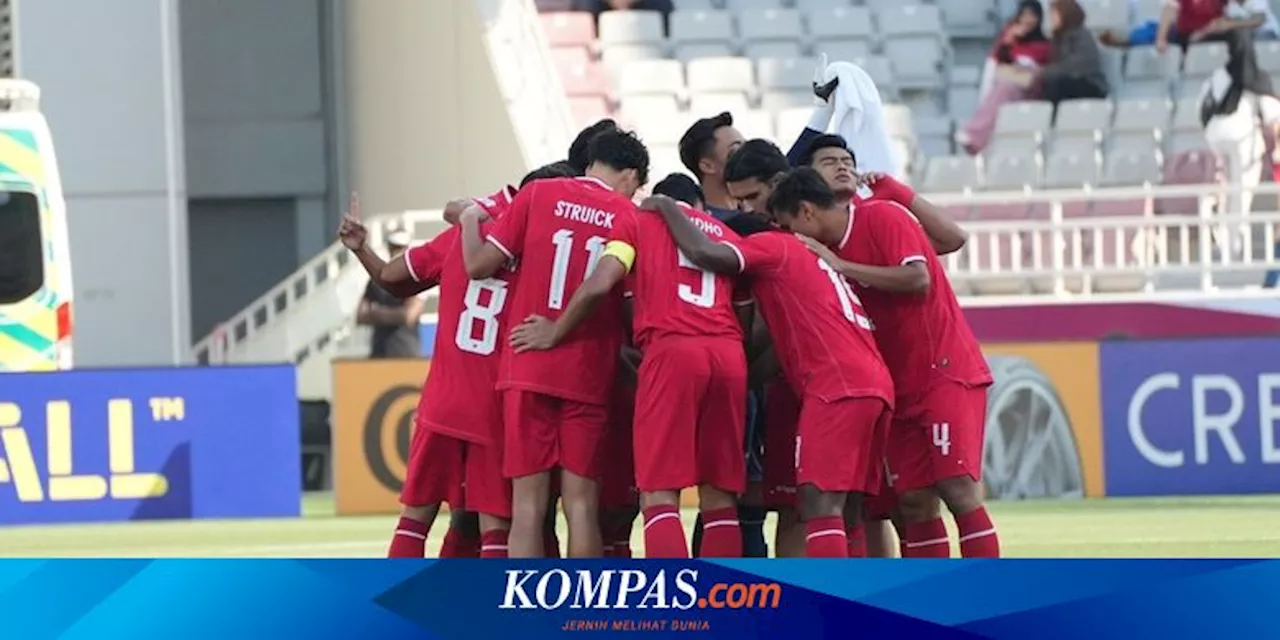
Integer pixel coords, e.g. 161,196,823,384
1229,0,1280,40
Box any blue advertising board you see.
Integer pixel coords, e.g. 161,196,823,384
1100,337,1280,496
0,365,300,525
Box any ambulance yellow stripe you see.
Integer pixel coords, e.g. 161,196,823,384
0,330,53,372
0,130,44,186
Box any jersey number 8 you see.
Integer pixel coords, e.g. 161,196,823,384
456,278,509,355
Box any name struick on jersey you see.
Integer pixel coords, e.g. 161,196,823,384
555,200,615,229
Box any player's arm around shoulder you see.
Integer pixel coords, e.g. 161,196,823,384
461,196,513,280
508,244,629,353
642,195,742,274
861,173,967,255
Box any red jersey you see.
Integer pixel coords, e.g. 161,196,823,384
473,185,516,218
485,176,628,405
404,223,513,445
1177,0,1224,36
608,202,744,349
836,199,992,412
729,231,893,405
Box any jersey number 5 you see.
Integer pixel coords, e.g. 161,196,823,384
677,250,716,308
549,229,606,310
456,278,509,355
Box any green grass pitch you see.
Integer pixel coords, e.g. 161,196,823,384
2,494,1278,558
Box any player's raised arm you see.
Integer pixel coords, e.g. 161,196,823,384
508,254,628,353
338,191,430,299
643,195,742,274
860,173,968,255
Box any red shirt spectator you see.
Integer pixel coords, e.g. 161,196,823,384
1178,0,1227,36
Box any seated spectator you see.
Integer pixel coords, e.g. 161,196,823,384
1039,0,1110,103
961,0,1053,153
1227,0,1280,41
575,0,674,33
1101,0,1276,47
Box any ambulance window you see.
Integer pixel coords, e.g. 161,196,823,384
0,191,43,304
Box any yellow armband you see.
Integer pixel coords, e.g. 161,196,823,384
603,240,636,273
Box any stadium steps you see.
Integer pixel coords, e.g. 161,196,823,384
191,210,446,401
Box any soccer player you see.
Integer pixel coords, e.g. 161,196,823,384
509,172,750,558
647,185,895,559
337,170,563,558
769,168,999,558
461,129,650,558
678,112,768,558
569,118,621,174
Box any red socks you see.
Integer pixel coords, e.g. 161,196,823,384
642,505,689,558
388,516,429,558
846,524,867,558
804,516,848,558
699,507,742,558
480,529,509,559
955,507,1000,558
902,518,951,558
439,526,479,559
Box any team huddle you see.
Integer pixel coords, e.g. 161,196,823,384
340,99,1000,559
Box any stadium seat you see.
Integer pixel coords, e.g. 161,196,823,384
617,59,686,96
632,112,687,146
675,43,737,62
1102,149,1163,186
541,13,596,49
686,57,755,94
1109,131,1162,160
1080,0,1127,31
948,86,980,121
756,57,815,92
815,40,875,65
619,94,682,119
776,107,815,142
851,56,898,97
738,9,805,47
690,92,752,114
863,0,906,12
648,144,686,181
938,0,998,38
987,134,1042,157
883,103,916,142
1113,98,1172,134
760,89,816,113
983,152,1041,190
915,115,954,158
879,4,945,38
1258,40,1280,74
674,0,717,10
1119,80,1171,100
535,0,576,11
992,101,1052,151
1042,151,1101,189
795,0,852,9
598,11,666,47
552,45,592,69
806,6,876,43
1171,96,1204,134
556,57,612,98
568,96,612,127
923,154,980,192
743,41,806,60
1055,98,1112,136
1124,46,1174,81
670,10,736,58
1183,42,1229,78
601,44,667,71
726,0,784,10
734,109,777,140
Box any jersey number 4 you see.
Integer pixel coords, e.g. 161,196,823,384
549,229,606,310
457,278,509,355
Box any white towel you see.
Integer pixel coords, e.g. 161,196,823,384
820,61,903,178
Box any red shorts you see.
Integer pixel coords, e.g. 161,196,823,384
761,381,800,511
401,429,511,519
600,380,638,510
796,395,891,494
633,337,747,494
861,471,897,521
886,382,989,493
502,390,609,480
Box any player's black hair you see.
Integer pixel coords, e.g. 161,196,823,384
587,128,650,186
519,160,577,188
568,119,619,175
766,168,839,218
799,133,857,169
651,173,705,207
724,139,790,184
724,212,777,237
678,112,734,179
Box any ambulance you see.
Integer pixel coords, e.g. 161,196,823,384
0,79,73,371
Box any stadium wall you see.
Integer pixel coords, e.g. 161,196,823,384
343,0,528,218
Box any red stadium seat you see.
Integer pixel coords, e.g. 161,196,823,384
536,0,579,13
556,56,611,97
567,96,612,126
541,12,596,48
1158,149,1217,214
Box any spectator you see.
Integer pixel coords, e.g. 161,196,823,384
1102,0,1276,47
960,0,1053,153
1227,0,1280,41
358,229,424,359
575,0,674,33
1039,0,1110,103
